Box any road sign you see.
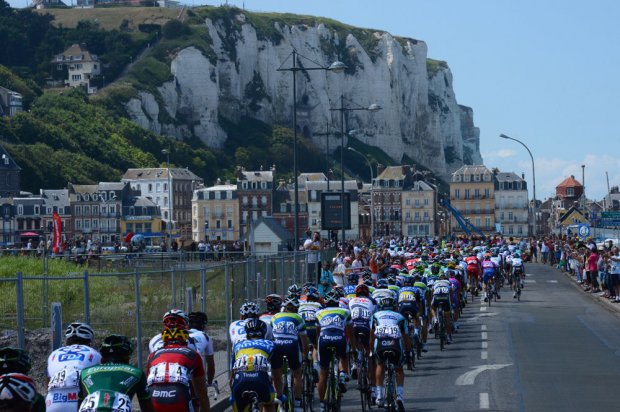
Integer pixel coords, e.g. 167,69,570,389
578,224,590,238
601,211,620,219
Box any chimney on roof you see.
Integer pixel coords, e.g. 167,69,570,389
570,175,575,179
377,164,385,176
522,173,525,180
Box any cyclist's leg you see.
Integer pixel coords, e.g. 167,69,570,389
271,341,284,398
373,339,386,404
316,337,331,402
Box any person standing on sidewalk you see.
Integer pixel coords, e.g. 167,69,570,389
609,246,620,303
304,231,322,285
587,248,600,293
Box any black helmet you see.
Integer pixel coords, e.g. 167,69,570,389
244,318,267,339
188,312,208,329
0,348,31,374
377,296,396,310
100,335,133,359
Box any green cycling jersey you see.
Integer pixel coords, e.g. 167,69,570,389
79,363,150,411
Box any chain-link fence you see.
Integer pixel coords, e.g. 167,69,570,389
0,249,336,389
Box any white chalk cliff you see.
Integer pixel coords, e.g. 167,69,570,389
125,9,483,179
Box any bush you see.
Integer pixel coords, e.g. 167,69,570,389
162,20,191,39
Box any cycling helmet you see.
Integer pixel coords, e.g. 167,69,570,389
377,279,389,289
302,282,314,294
100,335,133,359
287,284,302,298
188,311,208,329
163,309,189,329
414,265,425,274
334,286,345,298
0,373,36,410
362,271,373,282
377,296,395,310
264,294,283,312
324,291,340,306
430,264,440,275
355,284,370,296
387,276,396,285
347,273,359,285
239,301,261,318
0,348,31,374
412,274,422,282
244,318,267,339
402,276,414,287
65,322,94,342
161,327,189,345
306,287,320,300
283,296,300,310
363,278,374,287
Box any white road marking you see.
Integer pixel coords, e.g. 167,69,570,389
526,273,534,277
481,351,488,360
481,332,488,340
455,364,513,386
481,325,487,331
547,280,558,283
480,393,490,409
482,341,488,349
468,313,498,322
524,279,537,284
480,306,487,312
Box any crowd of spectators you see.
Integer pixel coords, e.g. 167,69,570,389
532,236,620,303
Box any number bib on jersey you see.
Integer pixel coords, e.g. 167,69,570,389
147,362,190,386
233,352,270,373
49,366,81,390
398,291,415,303
374,325,401,339
300,310,317,323
350,306,372,321
79,391,132,412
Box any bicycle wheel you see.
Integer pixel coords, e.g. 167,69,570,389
439,311,446,351
302,365,314,412
283,358,293,412
385,363,397,412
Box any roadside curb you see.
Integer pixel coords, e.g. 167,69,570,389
546,263,620,315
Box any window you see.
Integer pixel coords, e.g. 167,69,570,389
76,220,82,229
405,198,411,206
464,189,470,200
484,189,490,199
475,218,481,227
262,196,267,205
71,74,82,81
148,184,153,192
508,212,514,221
454,189,460,200
215,191,221,200
215,206,222,218
567,187,575,196
17,205,23,215
92,219,99,229
100,192,106,201
46,207,52,214
414,199,420,207
92,206,98,215
243,196,248,205
485,217,491,228
252,197,258,207
144,223,152,233
84,206,90,215
228,220,233,229
475,189,480,199
226,206,233,216
84,220,90,229
216,220,221,229
474,174,480,182
517,225,523,234
156,183,161,192
424,198,429,206
34,206,40,215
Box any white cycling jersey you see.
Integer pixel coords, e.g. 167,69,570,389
372,310,406,339
229,318,273,346
511,257,524,267
348,297,376,328
46,344,102,412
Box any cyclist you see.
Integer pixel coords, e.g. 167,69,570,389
397,275,421,362
412,274,430,352
287,284,303,300
146,327,209,412
188,312,216,389
372,279,395,301
46,322,101,412
370,295,410,411
229,301,268,345
446,265,463,331
0,373,38,412
78,335,153,412
511,252,526,298
298,287,324,380
316,291,353,410
348,283,376,380
481,255,500,302
431,272,454,344
0,347,44,412
271,296,309,412
149,310,198,353
344,273,360,300
465,251,481,296
230,319,276,412
260,294,283,328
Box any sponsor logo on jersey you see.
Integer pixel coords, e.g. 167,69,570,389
152,389,177,398
52,392,78,402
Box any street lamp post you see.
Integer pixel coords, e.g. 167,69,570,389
277,50,346,252
500,134,536,236
331,97,381,246
348,146,374,240
161,148,172,246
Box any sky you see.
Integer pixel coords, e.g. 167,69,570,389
8,0,620,200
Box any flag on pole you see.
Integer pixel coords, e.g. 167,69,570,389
52,211,62,254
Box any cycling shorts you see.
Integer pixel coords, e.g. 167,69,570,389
272,338,302,370
482,270,495,284
306,328,318,346
352,326,371,348
149,383,192,412
467,266,479,277
398,302,419,319
231,372,275,412
431,297,451,312
373,338,403,367
317,331,347,369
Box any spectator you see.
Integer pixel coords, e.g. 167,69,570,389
610,247,620,303
303,231,321,285
318,261,335,297
586,248,600,293
541,241,549,264
198,239,206,261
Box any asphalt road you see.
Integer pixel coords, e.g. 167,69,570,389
335,263,620,412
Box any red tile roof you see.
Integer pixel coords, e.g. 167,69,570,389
556,175,583,189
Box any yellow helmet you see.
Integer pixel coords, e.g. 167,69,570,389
161,327,189,345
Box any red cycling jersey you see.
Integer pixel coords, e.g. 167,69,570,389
146,345,205,412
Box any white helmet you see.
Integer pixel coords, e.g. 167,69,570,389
65,322,94,341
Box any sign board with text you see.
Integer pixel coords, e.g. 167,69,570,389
321,193,351,230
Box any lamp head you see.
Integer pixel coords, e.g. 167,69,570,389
328,61,347,73
368,103,382,112
499,134,510,139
